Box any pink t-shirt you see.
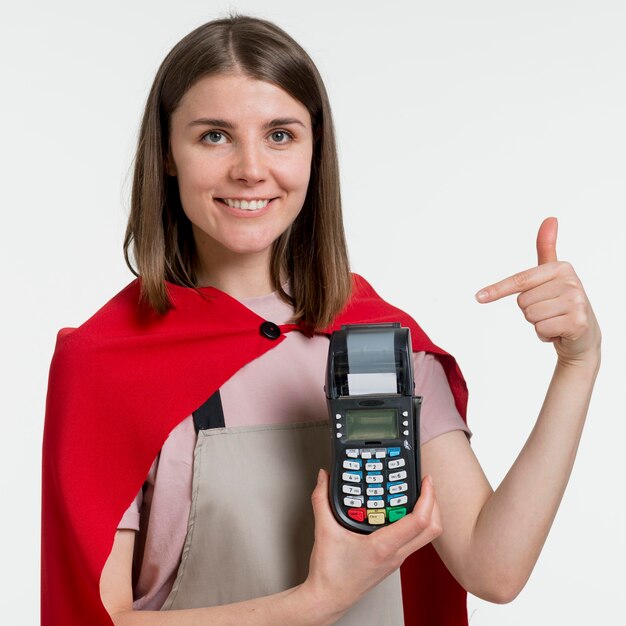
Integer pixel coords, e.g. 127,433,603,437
118,288,472,610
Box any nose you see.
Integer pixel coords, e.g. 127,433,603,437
228,140,267,185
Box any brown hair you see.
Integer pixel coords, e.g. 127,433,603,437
123,12,352,330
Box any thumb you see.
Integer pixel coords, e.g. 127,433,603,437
311,468,333,518
536,216,559,265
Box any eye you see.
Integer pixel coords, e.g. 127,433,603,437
269,130,294,144
201,131,227,144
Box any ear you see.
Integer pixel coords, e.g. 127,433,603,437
164,150,177,177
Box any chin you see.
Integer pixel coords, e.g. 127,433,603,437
221,230,287,255
221,238,277,257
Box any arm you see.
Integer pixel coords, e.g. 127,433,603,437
422,217,601,603
100,471,443,625
422,357,599,603
100,530,333,626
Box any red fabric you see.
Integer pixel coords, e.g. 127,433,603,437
41,273,469,625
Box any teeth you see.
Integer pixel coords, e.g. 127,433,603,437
222,198,271,211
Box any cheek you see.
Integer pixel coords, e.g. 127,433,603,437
176,155,211,189
281,152,313,194
174,161,219,214
170,139,214,187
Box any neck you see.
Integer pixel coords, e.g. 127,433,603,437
194,240,277,301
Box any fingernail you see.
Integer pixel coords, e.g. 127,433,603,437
317,469,323,484
428,474,435,488
475,290,489,302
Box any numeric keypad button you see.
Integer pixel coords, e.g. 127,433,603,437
343,471,362,483
387,482,408,494
388,494,408,507
388,470,407,482
342,484,362,495
387,458,406,470
344,496,364,508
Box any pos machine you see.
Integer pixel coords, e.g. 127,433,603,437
325,323,422,533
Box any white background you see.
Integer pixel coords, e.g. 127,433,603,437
2,1,624,623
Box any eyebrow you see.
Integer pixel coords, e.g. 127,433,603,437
187,117,307,130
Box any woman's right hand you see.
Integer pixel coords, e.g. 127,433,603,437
101,471,441,626
301,469,442,621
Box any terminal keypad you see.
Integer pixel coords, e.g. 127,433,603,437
341,447,409,526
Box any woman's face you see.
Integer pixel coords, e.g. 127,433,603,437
167,72,314,274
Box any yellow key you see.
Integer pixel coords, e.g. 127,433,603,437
368,509,386,525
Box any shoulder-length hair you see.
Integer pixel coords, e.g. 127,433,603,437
123,12,351,330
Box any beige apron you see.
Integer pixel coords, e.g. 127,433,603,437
160,419,404,624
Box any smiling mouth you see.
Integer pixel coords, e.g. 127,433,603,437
216,198,278,211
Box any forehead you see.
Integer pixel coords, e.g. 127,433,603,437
174,72,311,125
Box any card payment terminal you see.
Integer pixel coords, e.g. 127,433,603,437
325,323,423,533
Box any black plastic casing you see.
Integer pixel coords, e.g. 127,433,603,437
325,323,423,534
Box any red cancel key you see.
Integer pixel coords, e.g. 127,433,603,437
348,508,366,523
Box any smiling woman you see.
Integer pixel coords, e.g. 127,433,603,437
164,72,314,297
41,10,601,626
122,15,350,330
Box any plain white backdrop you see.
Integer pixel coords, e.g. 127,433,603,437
2,1,624,623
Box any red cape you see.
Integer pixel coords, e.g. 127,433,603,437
41,273,469,625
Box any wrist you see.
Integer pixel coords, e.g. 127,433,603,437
296,580,348,626
556,349,601,376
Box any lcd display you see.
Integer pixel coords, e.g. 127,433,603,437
345,409,398,441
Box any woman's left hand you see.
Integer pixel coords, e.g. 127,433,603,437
474,217,601,367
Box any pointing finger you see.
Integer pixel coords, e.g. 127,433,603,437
475,263,559,303
537,216,558,265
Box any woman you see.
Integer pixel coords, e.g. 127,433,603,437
41,13,601,626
